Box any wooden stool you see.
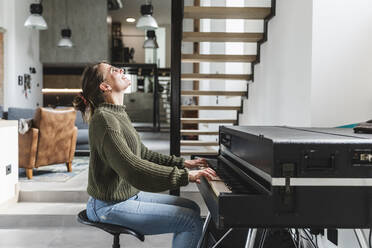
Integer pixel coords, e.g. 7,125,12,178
77,210,145,248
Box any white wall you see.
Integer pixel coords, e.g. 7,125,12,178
0,0,43,110
240,0,372,247
239,0,313,126
311,1,372,246
241,0,372,128
311,0,372,127
0,121,18,205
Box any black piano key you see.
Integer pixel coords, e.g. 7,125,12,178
207,159,258,194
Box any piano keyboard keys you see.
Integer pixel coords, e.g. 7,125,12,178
209,180,232,195
205,158,255,194
211,175,222,181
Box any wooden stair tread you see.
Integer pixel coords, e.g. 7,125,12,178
181,140,219,146
183,32,263,42
184,6,271,19
181,54,256,63
181,118,237,124
181,147,219,156
181,73,251,81
181,130,219,135
181,90,246,96
181,105,241,111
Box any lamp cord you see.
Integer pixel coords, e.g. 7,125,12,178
369,228,371,248
65,0,68,28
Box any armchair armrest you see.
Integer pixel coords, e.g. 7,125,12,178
19,128,39,169
69,126,78,162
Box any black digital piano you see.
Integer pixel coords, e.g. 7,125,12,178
197,126,372,247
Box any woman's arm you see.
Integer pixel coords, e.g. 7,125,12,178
141,142,210,169
101,128,189,192
140,142,185,168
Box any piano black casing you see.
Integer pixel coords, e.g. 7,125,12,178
198,126,372,229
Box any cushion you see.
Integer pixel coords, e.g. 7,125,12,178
18,118,33,134
75,111,89,129
77,129,89,144
8,107,35,120
76,143,90,151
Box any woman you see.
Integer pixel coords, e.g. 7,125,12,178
73,63,217,248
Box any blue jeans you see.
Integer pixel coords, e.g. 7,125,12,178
86,192,203,248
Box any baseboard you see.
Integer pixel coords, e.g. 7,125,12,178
0,183,20,209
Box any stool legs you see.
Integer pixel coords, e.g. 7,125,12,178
113,234,120,248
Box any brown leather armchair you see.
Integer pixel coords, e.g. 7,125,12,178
19,107,78,179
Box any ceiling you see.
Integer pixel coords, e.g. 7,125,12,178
109,0,172,26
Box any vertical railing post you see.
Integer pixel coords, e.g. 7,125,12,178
170,0,184,196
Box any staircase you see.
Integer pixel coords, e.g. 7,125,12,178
170,0,276,158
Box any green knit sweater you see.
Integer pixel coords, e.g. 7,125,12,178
87,103,189,202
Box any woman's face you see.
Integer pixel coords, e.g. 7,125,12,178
99,63,131,93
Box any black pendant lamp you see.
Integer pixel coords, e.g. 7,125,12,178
143,30,159,49
57,0,73,48
136,1,158,30
24,2,48,30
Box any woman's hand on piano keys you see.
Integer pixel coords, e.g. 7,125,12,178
188,168,217,184
184,158,208,169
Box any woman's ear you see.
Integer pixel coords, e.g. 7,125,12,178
99,82,106,92
99,82,111,92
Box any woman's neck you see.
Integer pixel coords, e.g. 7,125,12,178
106,92,124,105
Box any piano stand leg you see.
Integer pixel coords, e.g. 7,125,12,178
245,229,257,248
245,228,272,248
197,212,211,248
354,229,369,248
211,228,234,248
258,229,268,248
197,212,242,248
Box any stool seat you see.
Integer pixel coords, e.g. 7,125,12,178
77,210,145,246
